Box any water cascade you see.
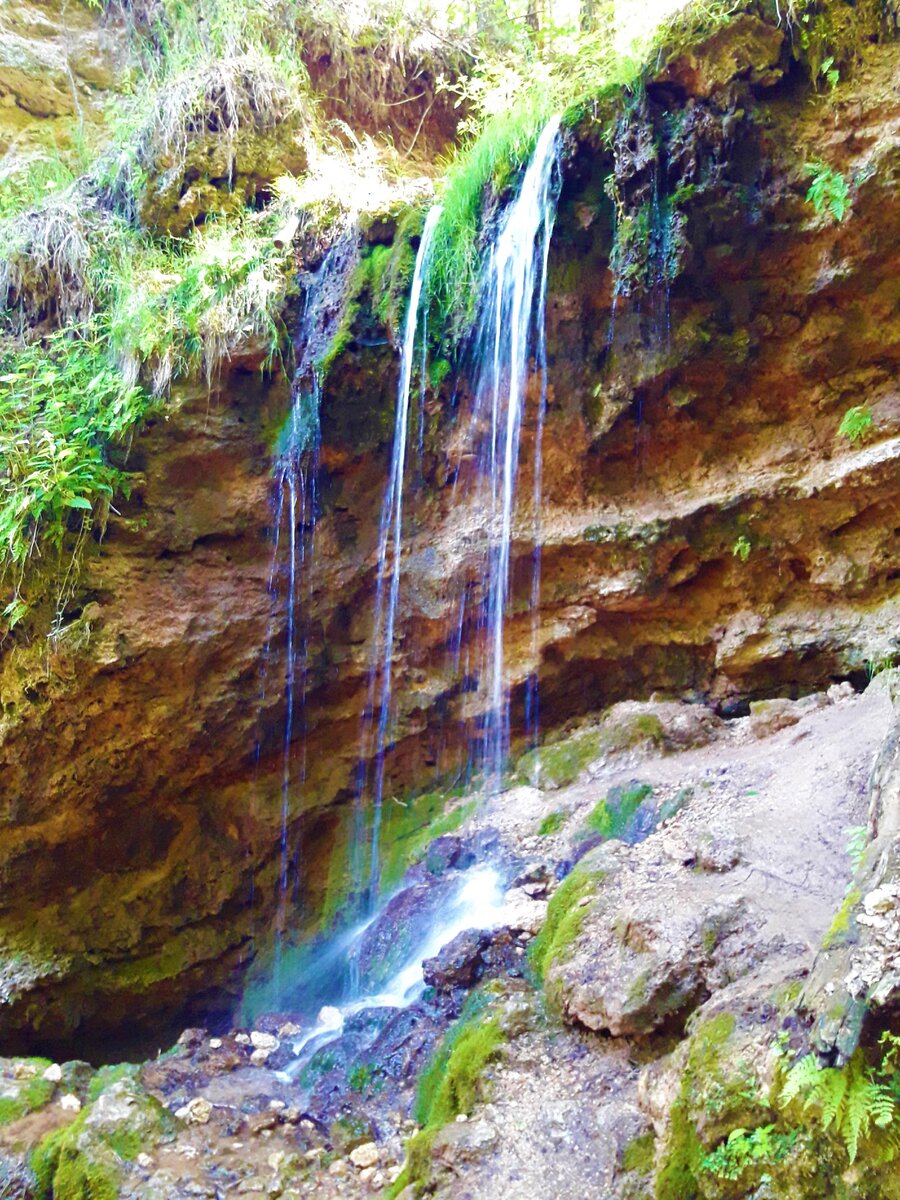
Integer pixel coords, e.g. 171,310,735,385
262,232,360,999
354,205,443,911
456,117,562,792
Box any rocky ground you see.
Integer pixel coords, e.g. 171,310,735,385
1,676,896,1199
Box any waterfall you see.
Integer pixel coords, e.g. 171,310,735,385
263,232,359,1000
355,205,443,913
466,117,562,793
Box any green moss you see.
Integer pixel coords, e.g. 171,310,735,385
0,1059,56,1125
656,1014,740,1200
517,729,607,789
585,782,653,840
518,714,665,790
823,888,861,949
623,1131,656,1174
379,792,474,897
52,1149,119,1200
537,810,568,836
529,865,599,988
86,1065,139,1103
395,993,506,1196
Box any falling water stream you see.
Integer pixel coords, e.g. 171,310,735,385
255,120,563,1064
355,205,443,913
455,117,561,792
262,232,359,1000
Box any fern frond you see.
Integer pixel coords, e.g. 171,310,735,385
780,1054,821,1106
816,1068,848,1132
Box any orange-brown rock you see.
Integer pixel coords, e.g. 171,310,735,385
0,26,898,1051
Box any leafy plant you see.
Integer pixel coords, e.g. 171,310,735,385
0,327,150,586
819,55,840,88
805,160,850,222
780,1049,896,1163
837,404,873,443
732,534,751,562
845,825,868,873
701,1123,798,1181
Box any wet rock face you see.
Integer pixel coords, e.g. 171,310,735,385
1,21,899,1047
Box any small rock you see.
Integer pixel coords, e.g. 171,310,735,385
277,1022,302,1037
359,1166,376,1182
827,681,855,703
863,886,896,915
250,1031,280,1052
42,1063,63,1082
269,1099,286,1110
137,1153,154,1169
250,1049,272,1066
59,1094,82,1112
349,1142,379,1169
455,1113,468,1123
178,1028,207,1048
304,1148,324,1161
175,1097,212,1124
328,1160,347,1176
235,1033,251,1045
248,1111,279,1135
209,1037,223,1049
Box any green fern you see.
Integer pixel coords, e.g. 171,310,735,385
780,1051,896,1163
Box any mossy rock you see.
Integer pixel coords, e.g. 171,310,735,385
0,1059,56,1126
517,711,665,791
31,1077,174,1200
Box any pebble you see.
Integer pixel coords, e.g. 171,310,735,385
349,1142,379,1169
250,1032,280,1052
59,1094,81,1112
328,1160,347,1176
235,1033,251,1045
42,1063,62,1082
136,1153,154,1169
209,1037,223,1050
250,1049,272,1066
277,1022,302,1037
175,1096,212,1124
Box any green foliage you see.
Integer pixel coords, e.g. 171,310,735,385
105,209,295,394
805,160,851,222
537,809,568,836
780,1049,897,1163
732,534,752,562
528,864,596,983
585,782,652,840
701,1123,798,1180
837,404,873,444
845,825,868,874
428,92,556,336
0,327,151,608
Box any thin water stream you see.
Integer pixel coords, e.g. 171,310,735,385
254,120,562,1056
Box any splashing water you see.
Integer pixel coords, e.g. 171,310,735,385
354,205,443,913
